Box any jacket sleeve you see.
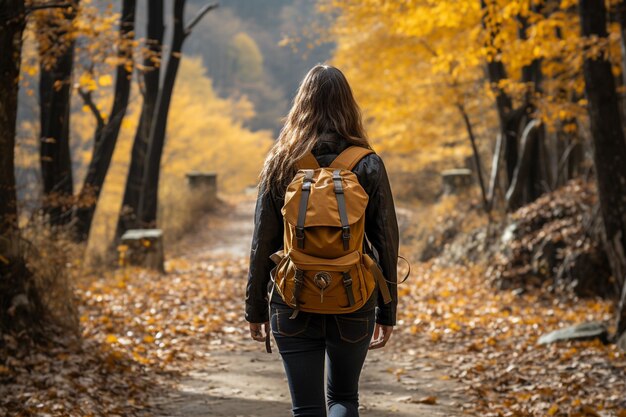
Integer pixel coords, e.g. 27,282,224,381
359,154,399,326
245,183,284,323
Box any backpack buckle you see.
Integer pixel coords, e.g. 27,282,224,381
341,226,351,250
295,226,305,248
341,273,352,286
342,272,356,306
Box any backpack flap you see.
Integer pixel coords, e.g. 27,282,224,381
281,169,368,228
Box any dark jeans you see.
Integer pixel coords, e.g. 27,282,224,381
270,301,376,417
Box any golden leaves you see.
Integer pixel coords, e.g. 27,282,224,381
394,253,624,416
325,0,495,168
98,74,113,87
105,334,118,344
324,0,623,171
78,72,97,91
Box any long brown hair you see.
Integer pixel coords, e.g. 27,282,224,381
259,64,370,196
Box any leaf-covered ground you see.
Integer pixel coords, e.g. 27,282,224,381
1,196,625,416
396,262,626,416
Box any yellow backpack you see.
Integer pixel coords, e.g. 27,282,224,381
269,145,392,319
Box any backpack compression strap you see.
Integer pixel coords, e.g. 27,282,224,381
332,169,351,251
329,146,375,170
295,169,315,249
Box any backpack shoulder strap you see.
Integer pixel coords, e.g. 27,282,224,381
296,151,320,170
329,145,375,170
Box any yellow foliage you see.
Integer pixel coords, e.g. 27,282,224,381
161,56,272,193
98,74,113,87
229,32,265,83
322,0,495,172
79,72,97,91
321,0,623,173
83,56,273,256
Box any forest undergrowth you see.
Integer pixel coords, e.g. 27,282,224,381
1,194,625,416
398,181,626,416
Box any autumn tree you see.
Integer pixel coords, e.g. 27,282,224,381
321,0,597,213
1,0,73,333
0,1,25,237
115,0,164,241
35,3,79,226
73,0,136,241
116,1,217,236
82,56,272,255
578,0,626,341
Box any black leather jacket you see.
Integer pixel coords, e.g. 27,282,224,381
245,134,399,326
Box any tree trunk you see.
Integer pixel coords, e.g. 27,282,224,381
457,103,489,214
618,1,626,90
37,3,78,226
73,0,136,241
137,0,187,226
480,0,518,187
579,0,626,338
517,4,546,206
0,0,33,333
0,1,25,236
554,25,583,187
505,119,541,211
115,0,164,240
487,132,504,211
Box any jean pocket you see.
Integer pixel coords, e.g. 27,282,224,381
270,308,311,337
334,316,370,343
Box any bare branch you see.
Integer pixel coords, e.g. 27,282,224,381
505,119,540,210
487,132,504,211
184,2,218,36
134,67,146,99
26,2,74,13
418,39,438,58
555,140,580,186
77,88,105,129
457,102,490,215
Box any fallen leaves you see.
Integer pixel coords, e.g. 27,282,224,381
2,195,625,417
0,331,156,416
488,180,611,298
0,209,253,416
393,259,626,417
410,395,438,405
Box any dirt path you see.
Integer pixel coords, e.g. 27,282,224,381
154,196,467,417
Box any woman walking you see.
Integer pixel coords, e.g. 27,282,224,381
245,64,399,417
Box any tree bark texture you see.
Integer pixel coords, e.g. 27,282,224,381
0,0,43,334
38,2,78,226
579,0,626,337
137,0,187,226
505,119,541,211
480,0,518,187
0,1,25,235
457,103,490,214
115,0,164,240
617,1,626,90
73,0,136,241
